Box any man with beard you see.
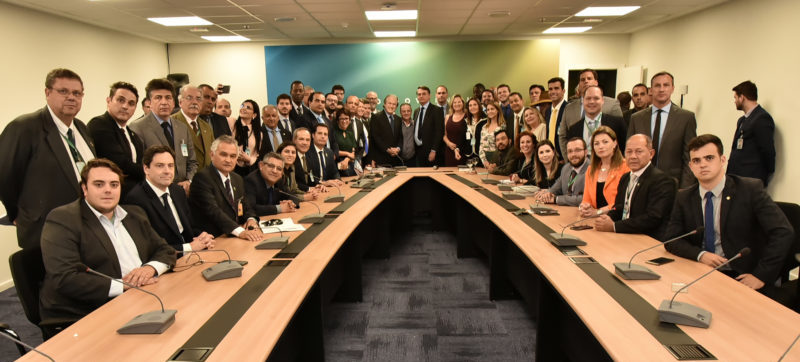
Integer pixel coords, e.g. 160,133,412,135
534,137,589,206
726,80,775,186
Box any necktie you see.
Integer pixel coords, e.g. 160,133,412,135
161,193,171,212
270,128,279,151
65,128,84,163
297,106,303,115
567,170,577,193
301,154,308,172
652,109,663,166
704,191,716,252
266,186,274,205
622,174,639,220
548,105,558,143
118,128,132,160
224,178,235,209
190,121,199,135
161,122,174,148
318,150,325,178
414,106,425,145
283,119,290,132
587,120,597,135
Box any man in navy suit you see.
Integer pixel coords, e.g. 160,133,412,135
306,123,343,185
289,80,312,128
245,152,296,216
412,86,444,167
726,80,775,186
125,145,214,253
544,77,567,158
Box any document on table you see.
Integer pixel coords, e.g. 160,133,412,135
260,218,306,234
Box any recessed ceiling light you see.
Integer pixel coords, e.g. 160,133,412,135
542,27,592,34
365,10,418,21
583,18,603,23
488,11,511,18
374,31,416,37
575,6,640,17
189,27,209,33
148,16,212,27
274,17,296,23
202,35,250,42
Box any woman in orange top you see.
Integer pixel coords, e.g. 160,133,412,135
579,126,630,217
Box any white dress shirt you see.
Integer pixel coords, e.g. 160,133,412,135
146,180,191,252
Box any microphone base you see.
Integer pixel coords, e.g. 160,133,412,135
202,260,243,281
497,184,513,191
548,232,587,246
324,195,344,203
298,213,325,224
117,309,176,334
393,165,407,170
256,236,289,250
613,262,661,280
658,300,711,328
502,192,524,200
350,179,374,188
481,178,500,185
383,170,397,176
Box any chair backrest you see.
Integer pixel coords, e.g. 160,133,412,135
776,202,800,282
8,249,45,326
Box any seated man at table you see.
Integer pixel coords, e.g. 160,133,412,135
594,134,676,239
306,123,344,186
39,158,176,323
189,135,263,241
125,145,215,253
245,152,297,216
663,134,793,295
487,129,518,175
534,137,589,206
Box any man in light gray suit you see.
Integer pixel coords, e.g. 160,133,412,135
130,78,197,194
557,69,623,159
627,71,697,187
534,137,589,206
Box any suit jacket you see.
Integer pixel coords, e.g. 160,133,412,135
172,111,214,170
129,113,198,182
304,112,339,155
565,113,628,152
663,175,793,284
544,100,567,158
294,153,315,191
627,103,697,187
368,111,403,166
124,181,196,252
39,200,176,321
278,117,296,134
87,112,144,197
606,164,677,240
558,97,622,159
262,125,292,153
203,112,232,138
291,105,315,132
412,103,445,165
0,106,96,251
548,158,589,206
306,146,340,181
244,170,293,216
188,166,256,237
727,105,775,186
582,162,631,209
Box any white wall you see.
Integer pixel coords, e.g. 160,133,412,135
0,2,169,290
628,0,800,203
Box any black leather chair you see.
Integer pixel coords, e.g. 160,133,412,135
775,202,800,312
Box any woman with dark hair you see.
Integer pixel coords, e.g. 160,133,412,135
277,141,318,200
443,94,469,166
233,99,265,176
332,109,358,176
579,126,630,217
533,140,563,189
511,131,536,185
466,98,486,165
478,102,507,167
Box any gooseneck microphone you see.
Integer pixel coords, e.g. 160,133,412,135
278,189,325,224
256,225,289,249
614,227,704,280
0,328,55,361
75,264,176,334
657,247,751,328
394,154,407,170
184,249,244,281
325,183,344,203
547,208,614,247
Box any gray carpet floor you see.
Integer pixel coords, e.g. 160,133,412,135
323,229,537,362
0,287,41,361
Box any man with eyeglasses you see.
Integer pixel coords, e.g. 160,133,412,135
0,68,96,253
663,134,792,297
172,84,214,171
245,152,296,216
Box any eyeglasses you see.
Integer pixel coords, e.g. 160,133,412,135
51,88,84,98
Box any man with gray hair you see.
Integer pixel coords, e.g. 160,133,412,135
173,84,214,170
368,94,402,166
189,135,262,240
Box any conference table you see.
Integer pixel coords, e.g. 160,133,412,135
18,168,800,361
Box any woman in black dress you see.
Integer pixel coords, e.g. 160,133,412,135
533,140,563,189
443,95,468,166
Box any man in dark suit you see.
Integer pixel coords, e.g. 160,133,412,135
173,84,214,171
306,123,342,184
496,84,514,122
199,84,232,138
292,127,316,191
369,94,403,166
663,134,793,295
627,71,697,188
412,86,444,166
245,152,296,216
276,93,296,133
125,145,214,253
129,78,198,194
557,69,623,158
544,77,567,158
304,92,339,155
344,95,369,167
88,81,144,198
435,85,450,119
289,80,312,129
565,86,627,153
262,105,292,153
189,135,262,240
595,134,676,240
0,68,96,252
726,81,775,186
622,83,650,130
39,159,176,322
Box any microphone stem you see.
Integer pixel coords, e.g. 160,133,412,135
627,229,698,268
669,253,742,307
0,331,55,362
85,268,165,312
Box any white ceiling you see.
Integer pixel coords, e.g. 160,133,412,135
4,0,728,43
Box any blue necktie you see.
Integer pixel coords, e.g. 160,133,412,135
704,191,715,252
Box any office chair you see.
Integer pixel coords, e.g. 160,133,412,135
9,249,75,340
775,202,800,312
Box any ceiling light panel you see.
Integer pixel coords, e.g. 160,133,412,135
148,16,212,26
575,6,640,17
365,10,418,21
